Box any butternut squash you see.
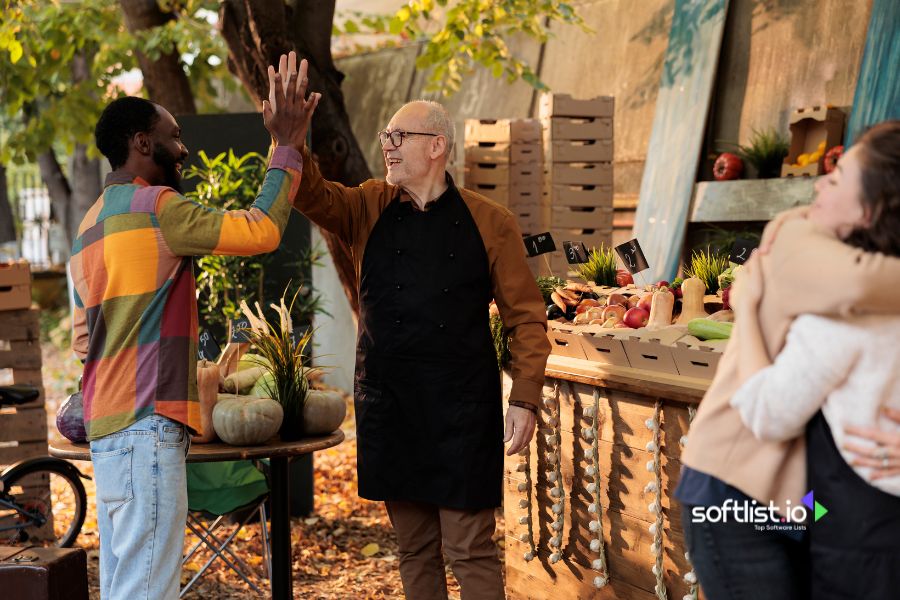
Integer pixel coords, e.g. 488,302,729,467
646,288,675,330
676,277,709,324
192,360,223,443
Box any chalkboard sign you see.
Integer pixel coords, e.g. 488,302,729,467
615,239,650,274
198,329,221,362
230,317,253,343
523,232,556,257
729,238,758,265
563,241,589,264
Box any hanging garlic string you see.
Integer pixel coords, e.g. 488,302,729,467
644,400,667,599
517,403,537,562
547,380,564,564
679,405,699,600
584,387,608,588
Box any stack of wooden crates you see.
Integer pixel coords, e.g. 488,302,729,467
540,94,615,276
463,118,545,236
0,261,52,539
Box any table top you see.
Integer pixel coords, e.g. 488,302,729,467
49,430,345,463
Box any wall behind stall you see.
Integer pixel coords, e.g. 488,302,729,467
318,0,872,392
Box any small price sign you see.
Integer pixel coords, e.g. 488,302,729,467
729,238,758,265
197,329,221,362
230,318,252,343
563,241,589,264
523,232,556,257
615,239,649,274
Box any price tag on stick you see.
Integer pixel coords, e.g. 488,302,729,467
729,238,758,265
563,241,589,264
523,232,556,258
198,329,221,362
615,239,649,274
230,317,252,343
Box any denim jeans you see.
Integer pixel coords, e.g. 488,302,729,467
90,414,190,600
681,504,809,600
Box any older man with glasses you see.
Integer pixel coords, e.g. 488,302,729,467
293,99,550,599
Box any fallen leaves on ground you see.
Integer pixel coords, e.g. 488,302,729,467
36,342,506,599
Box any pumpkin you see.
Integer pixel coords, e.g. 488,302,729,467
302,390,347,435
213,394,283,445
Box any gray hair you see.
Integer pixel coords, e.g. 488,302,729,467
404,100,455,158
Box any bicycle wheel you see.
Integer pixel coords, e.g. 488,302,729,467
0,459,87,547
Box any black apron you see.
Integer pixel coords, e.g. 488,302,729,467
353,182,503,510
806,411,900,599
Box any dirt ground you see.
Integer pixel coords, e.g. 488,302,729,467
37,341,506,599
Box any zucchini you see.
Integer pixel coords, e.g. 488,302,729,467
688,318,733,340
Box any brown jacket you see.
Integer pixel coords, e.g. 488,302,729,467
293,147,550,409
683,216,900,506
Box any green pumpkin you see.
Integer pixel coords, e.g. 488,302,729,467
302,390,347,435
212,394,283,445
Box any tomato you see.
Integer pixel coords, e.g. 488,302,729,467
713,152,744,181
616,269,633,286
823,145,843,174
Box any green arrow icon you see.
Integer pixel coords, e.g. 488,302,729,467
814,501,828,522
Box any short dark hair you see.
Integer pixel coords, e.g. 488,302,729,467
844,120,900,258
94,97,161,170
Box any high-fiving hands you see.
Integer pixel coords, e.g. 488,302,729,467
262,51,320,152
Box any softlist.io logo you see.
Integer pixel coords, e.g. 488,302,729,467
691,490,828,530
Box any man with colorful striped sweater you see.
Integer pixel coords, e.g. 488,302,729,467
70,53,319,600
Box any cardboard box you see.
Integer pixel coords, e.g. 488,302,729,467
546,139,613,163
781,106,845,178
550,205,614,230
539,93,615,119
544,183,614,208
671,336,727,379
544,116,613,141
545,162,613,186
580,330,631,367
546,322,588,360
464,118,541,143
0,262,31,312
620,328,683,375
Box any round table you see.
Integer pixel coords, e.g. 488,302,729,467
50,431,345,600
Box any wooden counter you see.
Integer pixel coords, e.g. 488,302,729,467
503,356,710,600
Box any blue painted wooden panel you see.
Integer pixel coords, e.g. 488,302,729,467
846,0,900,145
632,0,729,282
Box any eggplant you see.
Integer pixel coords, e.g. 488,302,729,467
547,304,564,320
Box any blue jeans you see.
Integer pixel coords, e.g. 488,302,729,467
90,415,190,600
682,504,809,600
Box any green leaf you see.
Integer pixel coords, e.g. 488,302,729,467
8,39,23,64
343,19,359,34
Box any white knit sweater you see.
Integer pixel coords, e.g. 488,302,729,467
731,314,900,497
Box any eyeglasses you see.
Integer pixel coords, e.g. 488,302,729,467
378,129,439,148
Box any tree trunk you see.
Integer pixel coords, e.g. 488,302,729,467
220,0,370,316
69,145,102,243
118,0,197,115
0,165,15,244
36,151,73,250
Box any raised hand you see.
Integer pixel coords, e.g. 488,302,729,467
262,51,321,152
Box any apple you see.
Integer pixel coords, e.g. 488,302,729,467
623,307,650,329
575,298,602,314
721,286,732,310
637,294,653,312
602,304,626,322
616,270,634,286
607,293,628,307
656,280,670,288
627,294,642,308
613,322,631,329
601,316,621,328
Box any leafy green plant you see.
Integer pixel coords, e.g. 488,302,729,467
576,245,618,286
738,128,790,179
184,149,327,334
240,294,318,440
685,248,730,293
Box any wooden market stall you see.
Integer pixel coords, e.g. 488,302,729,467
503,353,708,600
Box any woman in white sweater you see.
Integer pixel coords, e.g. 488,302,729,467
730,120,900,599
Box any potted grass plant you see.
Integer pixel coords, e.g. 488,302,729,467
576,245,618,287
684,248,730,293
738,128,790,179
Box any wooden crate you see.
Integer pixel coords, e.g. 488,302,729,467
0,308,47,466
0,261,32,312
464,141,542,164
545,163,613,186
546,139,613,163
464,118,542,143
544,116,613,141
539,93,615,119
550,205,614,230
503,376,701,600
544,183,614,208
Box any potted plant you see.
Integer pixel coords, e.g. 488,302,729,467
737,128,790,179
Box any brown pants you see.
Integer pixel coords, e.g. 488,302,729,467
385,500,505,600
